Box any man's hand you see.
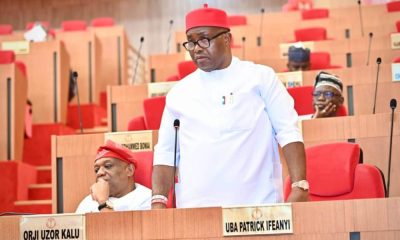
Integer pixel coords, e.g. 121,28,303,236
151,202,167,209
90,178,110,204
286,187,309,202
313,102,336,118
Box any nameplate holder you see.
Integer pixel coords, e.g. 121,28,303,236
277,71,303,88
147,81,177,98
391,33,400,50
392,63,400,82
105,130,158,152
20,214,85,240
279,41,314,59
2,41,30,54
222,203,293,237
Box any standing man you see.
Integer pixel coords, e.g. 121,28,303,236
76,140,151,213
152,4,308,209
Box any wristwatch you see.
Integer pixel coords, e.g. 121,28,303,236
291,180,309,191
98,200,114,211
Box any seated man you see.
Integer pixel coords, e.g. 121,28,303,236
312,71,344,118
76,140,151,213
287,44,310,72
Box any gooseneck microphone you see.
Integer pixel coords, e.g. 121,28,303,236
372,57,382,114
173,119,180,207
366,32,373,66
73,71,83,134
132,36,144,84
166,20,174,54
241,37,246,60
357,0,364,37
386,99,397,197
257,8,265,47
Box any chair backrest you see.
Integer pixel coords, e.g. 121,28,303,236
0,50,15,64
394,57,400,63
227,15,247,26
143,96,166,130
287,86,314,115
337,105,347,116
310,52,331,70
396,20,400,32
301,9,329,20
91,17,115,27
283,142,385,201
166,74,180,82
294,27,327,42
127,116,147,131
0,24,13,35
26,21,50,30
178,60,197,79
387,1,400,12
61,20,87,32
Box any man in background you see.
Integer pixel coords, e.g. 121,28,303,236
287,44,310,72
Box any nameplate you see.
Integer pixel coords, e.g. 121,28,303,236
1,41,30,54
392,63,400,82
277,71,303,88
279,41,314,59
391,33,400,49
20,214,85,240
147,82,177,98
222,203,293,236
105,130,158,152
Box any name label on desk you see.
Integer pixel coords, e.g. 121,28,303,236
277,71,303,88
20,214,85,240
391,33,400,50
222,203,293,236
148,81,177,98
105,130,158,152
392,63,400,82
1,41,30,54
279,41,314,59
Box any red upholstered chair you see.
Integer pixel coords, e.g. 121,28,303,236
310,52,342,70
178,60,197,79
301,9,329,20
294,27,327,42
166,74,180,81
284,142,386,201
0,50,15,63
287,86,314,115
394,57,400,63
0,24,13,35
66,104,107,129
336,105,347,117
132,151,175,208
396,21,400,32
127,96,166,131
91,17,115,27
61,20,87,31
387,1,400,12
227,15,247,26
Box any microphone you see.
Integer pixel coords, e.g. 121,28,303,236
73,71,83,134
241,37,246,60
386,99,397,197
357,0,364,37
372,57,382,114
166,20,174,54
132,36,144,84
366,32,373,66
173,119,180,207
257,8,265,47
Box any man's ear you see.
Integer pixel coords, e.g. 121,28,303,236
225,32,232,45
126,163,134,177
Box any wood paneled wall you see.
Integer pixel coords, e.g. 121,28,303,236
0,0,285,56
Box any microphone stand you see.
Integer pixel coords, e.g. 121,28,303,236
73,72,83,134
387,99,397,197
372,57,381,114
173,119,180,207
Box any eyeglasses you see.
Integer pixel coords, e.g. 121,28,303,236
312,91,340,99
183,31,229,51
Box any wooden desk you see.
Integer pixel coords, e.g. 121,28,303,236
0,64,27,161
2,198,400,239
15,40,70,124
148,53,187,82
89,26,129,89
302,113,400,197
56,31,102,104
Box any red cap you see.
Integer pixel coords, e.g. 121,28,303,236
95,140,137,168
186,4,230,32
